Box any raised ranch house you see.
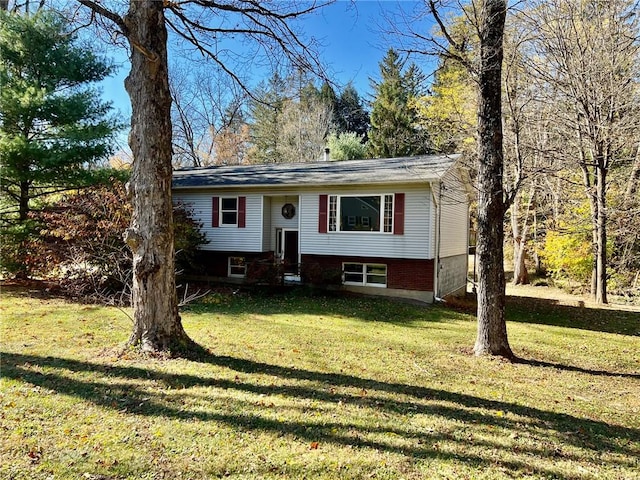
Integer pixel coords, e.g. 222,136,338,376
172,154,471,303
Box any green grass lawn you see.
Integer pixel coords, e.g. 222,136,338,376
1,286,639,479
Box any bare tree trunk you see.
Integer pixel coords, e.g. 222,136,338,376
511,188,534,285
122,1,194,353
75,0,329,355
595,164,608,304
473,0,513,359
512,234,529,285
577,130,598,298
503,47,530,286
624,143,640,204
588,193,598,297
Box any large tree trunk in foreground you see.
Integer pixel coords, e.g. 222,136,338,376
123,1,193,353
473,0,513,358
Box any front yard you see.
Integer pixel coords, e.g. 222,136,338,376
1,286,638,479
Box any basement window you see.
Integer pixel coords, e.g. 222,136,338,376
343,263,387,287
228,256,246,277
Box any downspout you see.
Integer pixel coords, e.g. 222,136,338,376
297,194,302,277
432,180,444,302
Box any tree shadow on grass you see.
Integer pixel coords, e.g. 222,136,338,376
512,357,640,379
506,295,640,336
448,291,640,336
184,288,467,327
2,350,639,478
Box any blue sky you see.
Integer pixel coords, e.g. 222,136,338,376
100,1,437,125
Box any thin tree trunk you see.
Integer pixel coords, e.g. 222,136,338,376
504,61,529,286
512,237,529,285
473,0,513,359
19,180,30,222
577,137,598,298
595,164,608,304
588,189,598,298
122,1,194,353
13,180,32,279
624,143,640,205
511,182,534,285
511,190,534,286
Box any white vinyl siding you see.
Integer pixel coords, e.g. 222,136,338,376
172,191,263,252
301,185,434,260
262,196,271,251
175,184,438,260
271,197,298,230
437,170,470,258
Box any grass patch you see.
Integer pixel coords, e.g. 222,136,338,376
1,286,639,479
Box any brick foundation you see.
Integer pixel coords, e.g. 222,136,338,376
187,250,273,278
301,254,434,292
185,251,434,294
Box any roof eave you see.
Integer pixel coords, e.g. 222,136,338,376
172,177,443,190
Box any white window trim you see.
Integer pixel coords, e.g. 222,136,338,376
220,196,238,227
328,194,395,234
228,256,246,278
275,228,283,259
342,262,387,288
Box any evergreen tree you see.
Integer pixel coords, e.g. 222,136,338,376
335,83,370,140
247,72,288,163
319,81,339,114
327,132,367,160
368,49,428,158
0,10,120,276
297,77,321,107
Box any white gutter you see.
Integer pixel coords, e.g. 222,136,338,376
172,177,445,191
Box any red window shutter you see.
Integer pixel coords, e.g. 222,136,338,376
238,196,246,228
318,194,328,233
212,196,219,227
393,193,405,235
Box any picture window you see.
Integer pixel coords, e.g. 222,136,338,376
327,194,394,233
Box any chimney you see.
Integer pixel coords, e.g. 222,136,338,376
323,147,330,162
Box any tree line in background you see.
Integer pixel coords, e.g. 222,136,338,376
170,47,445,166
1,1,639,358
391,0,640,306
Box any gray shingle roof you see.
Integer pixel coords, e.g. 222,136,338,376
172,154,461,189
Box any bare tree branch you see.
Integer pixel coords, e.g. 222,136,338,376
76,0,127,34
